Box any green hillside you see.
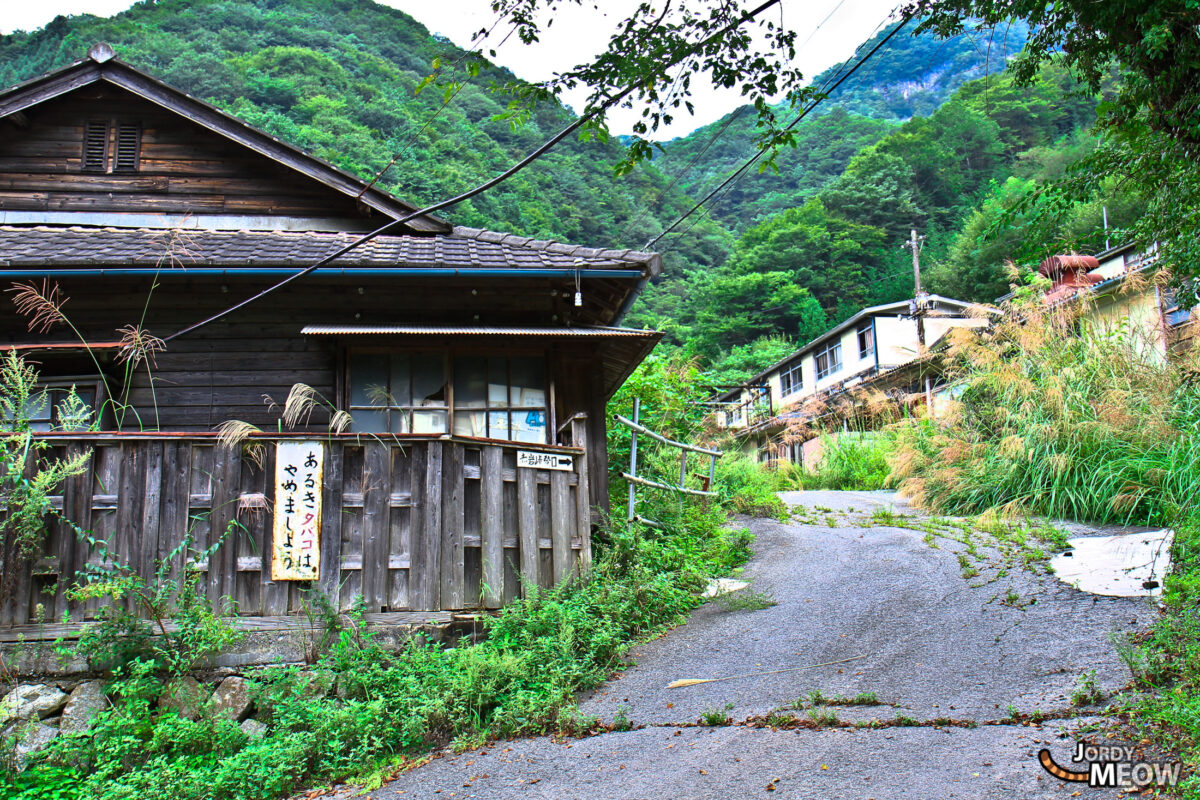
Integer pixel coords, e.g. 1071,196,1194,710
0,0,729,278
649,21,1030,233
0,1,1127,379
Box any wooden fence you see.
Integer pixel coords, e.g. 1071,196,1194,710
0,421,592,627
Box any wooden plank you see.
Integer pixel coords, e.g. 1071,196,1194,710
51,444,87,619
551,470,572,585
62,447,94,623
361,441,391,613
517,468,538,597
139,441,164,587
335,445,364,612
571,417,592,574
481,447,503,609
234,449,264,615
406,443,428,610
317,442,344,605
421,442,444,611
206,445,239,611
387,445,412,610
439,442,465,610
114,442,145,613
157,441,186,587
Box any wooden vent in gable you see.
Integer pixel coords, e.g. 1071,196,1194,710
113,123,142,172
82,120,109,172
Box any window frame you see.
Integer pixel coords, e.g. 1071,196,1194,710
779,360,804,398
856,320,875,360
451,354,549,443
814,339,842,381
342,348,551,444
5,376,103,432
344,349,449,435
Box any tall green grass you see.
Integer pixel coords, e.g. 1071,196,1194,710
778,432,897,492
892,306,1200,526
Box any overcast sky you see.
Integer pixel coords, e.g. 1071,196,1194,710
2,0,901,139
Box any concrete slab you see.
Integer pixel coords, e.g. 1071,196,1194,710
1050,529,1173,597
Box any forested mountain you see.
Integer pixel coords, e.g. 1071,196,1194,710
631,61,1137,365
650,20,1031,232
0,1,1129,383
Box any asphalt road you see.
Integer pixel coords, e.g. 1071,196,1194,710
359,490,1152,799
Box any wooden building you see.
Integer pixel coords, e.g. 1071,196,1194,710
0,45,662,628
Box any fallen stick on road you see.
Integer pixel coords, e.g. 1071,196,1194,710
667,654,869,689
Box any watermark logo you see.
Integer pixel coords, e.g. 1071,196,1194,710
1038,744,1183,789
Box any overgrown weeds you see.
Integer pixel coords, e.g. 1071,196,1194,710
1,502,755,799
778,431,896,491
892,291,1200,526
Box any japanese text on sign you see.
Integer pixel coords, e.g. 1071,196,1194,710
272,441,323,581
516,450,574,471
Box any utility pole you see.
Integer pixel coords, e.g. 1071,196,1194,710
903,228,933,415
906,228,927,348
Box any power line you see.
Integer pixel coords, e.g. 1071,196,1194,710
645,10,913,252
358,13,517,198
163,0,790,342
615,0,852,247
615,105,746,245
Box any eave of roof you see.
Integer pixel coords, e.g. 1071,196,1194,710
0,225,661,272
300,325,659,337
0,45,449,234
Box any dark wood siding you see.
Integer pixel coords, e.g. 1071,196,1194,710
0,276,615,507
0,85,384,221
0,435,593,627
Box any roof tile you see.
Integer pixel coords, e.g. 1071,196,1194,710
0,225,659,272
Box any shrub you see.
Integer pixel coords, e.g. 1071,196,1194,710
781,431,896,491
712,456,787,518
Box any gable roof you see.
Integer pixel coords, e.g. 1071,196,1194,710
0,43,449,235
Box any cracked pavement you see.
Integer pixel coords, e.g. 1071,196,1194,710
358,490,1151,799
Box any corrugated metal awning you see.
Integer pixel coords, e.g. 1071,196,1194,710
300,325,659,338
0,341,122,353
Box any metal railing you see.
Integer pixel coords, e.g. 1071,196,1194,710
613,398,722,527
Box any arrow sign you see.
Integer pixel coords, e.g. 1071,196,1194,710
517,450,574,471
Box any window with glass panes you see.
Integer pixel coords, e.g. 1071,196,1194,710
347,353,448,434
814,340,842,380
779,361,803,397
452,356,547,443
16,382,99,432
857,321,875,359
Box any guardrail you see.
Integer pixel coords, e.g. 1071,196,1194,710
613,398,722,527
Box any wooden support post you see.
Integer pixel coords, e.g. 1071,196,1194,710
551,470,572,585
441,442,465,610
481,446,503,608
517,466,538,595
571,416,591,574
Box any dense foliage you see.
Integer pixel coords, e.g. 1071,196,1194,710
893,285,1200,526
1,509,751,799
916,0,1200,304
635,61,1131,362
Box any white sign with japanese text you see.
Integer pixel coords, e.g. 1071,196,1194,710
516,450,574,471
271,441,323,581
